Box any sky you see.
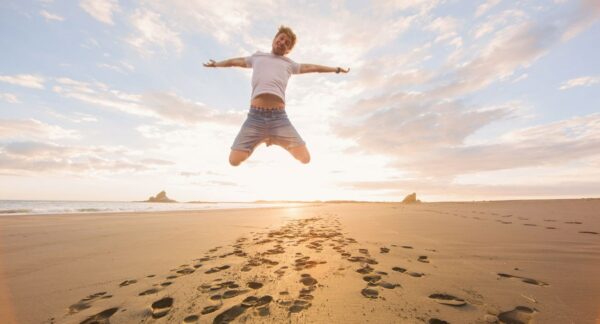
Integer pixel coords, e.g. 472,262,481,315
1,0,599,202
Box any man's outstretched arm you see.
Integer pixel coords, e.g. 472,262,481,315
203,58,249,68
299,64,350,74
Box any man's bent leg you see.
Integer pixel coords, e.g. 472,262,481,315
229,150,250,167
288,145,310,164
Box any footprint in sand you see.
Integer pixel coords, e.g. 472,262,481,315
300,274,318,286
378,281,400,289
565,221,582,224
498,306,536,323
497,273,549,286
214,296,273,322
392,266,423,277
401,245,413,249
119,279,137,287
418,255,430,263
428,293,467,306
247,281,263,289
213,305,247,323
380,247,390,254
150,297,173,319
288,299,311,313
361,288,379,299
222,289,249,299
201,305,220,314
80,307,119,324
363,275,381,284
357,264,374,274
176,267,195,275
138,288,160,296
579,231,599,235
428,319,449,324
523,224,537,227
205,265,231,274
68,292,109,314
183,314,199,323
546,227,557,230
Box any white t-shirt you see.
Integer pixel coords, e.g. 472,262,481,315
245,51,301,103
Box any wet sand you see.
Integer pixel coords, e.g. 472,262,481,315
1,199,599,323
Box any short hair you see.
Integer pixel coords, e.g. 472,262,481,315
275,25,297,50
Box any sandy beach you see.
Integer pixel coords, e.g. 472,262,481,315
1,200,599,324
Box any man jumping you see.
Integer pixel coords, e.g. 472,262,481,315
204,25,350,166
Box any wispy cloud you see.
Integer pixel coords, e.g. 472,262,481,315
97,61,135,74
561,0,600,41
126,9,183,56
46,110,99,123
39,10,64,22
79,0,120,25
52,77,241,125
426,16,461,47
0,119,78,140
0,93,20,104
475,0,502,18
472,10,527,39
374,0,441,15
559,76,599,90
0,74,45,89
0,141,173,175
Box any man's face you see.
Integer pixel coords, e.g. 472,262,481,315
271,33,292,56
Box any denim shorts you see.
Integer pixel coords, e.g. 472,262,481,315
231,107,306,152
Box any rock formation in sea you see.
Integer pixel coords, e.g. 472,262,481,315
146,191,176,203
402,193,421,204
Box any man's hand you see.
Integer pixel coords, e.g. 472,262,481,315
337,67,350,74
203,59,217,67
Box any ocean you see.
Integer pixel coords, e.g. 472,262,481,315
0,200,300,216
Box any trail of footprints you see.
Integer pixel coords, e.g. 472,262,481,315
58,214,548,324
430,208,599,235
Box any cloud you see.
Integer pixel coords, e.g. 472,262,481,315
472,10,527,39
374,0,441,14
98,61,135,74
52,77,242,125
39,10,64,21
561,0,600,41
0,141,174,175
475,0,501,18
126,9,183,56
79,0,120,25
329,0,600,184
0,119,78,140
46,110,99,123
140,0,269,45
398,112,600,177
140,1,420,65
0,74,45,89
426,16,461,46
0,93,20,104
335,100,516,156
559,76,599,90
432,22,555,98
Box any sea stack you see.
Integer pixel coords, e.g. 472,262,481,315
402,193,420,204
146,191,176,203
